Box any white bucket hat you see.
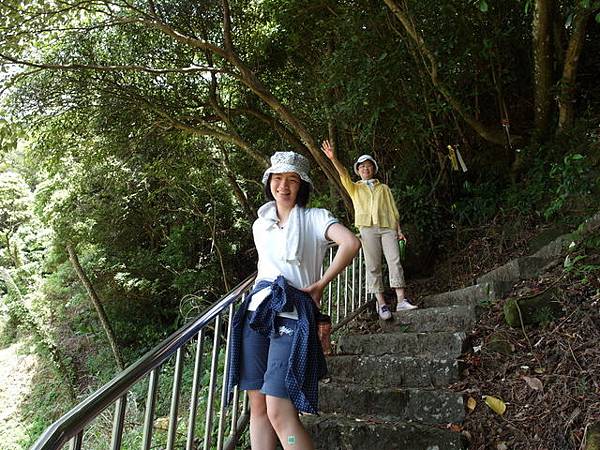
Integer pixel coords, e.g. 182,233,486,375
353,154,379,175
262,151,313,188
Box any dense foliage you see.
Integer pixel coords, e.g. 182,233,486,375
0,0,599,446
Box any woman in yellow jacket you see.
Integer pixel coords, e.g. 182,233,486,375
321,140,417,320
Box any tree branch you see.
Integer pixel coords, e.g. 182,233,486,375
137,18,230,60
221,0,234,53
0,52,225,76
383,0,512,146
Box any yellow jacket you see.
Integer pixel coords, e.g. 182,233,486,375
339,169,400,229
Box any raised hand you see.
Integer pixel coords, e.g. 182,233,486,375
321,139,335,160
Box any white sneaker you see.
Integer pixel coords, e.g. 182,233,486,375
396,299,418,311
376,303,392,320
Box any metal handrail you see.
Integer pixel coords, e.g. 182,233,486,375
31,273,256,450
31,246,369,450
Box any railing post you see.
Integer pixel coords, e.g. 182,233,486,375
358,249,363,306
344,266,349,319
110,395,127,450
203,316,222,449
363,249,368,303
216,303,235,450
69,430,83,450
185,330,205,450
336,270,340,323
166,348,184,450
141,368,159,450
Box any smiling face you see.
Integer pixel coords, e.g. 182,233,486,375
357,160,375,180
270,172,301,208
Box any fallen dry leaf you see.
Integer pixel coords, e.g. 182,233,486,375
483,395,506,415
449,423,463,432
467,396,477,411
522,375,544,391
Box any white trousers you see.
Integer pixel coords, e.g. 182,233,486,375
359,225,406,294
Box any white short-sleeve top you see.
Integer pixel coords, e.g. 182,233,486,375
249,202,338,316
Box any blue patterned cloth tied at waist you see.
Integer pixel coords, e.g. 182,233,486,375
227,275,328,414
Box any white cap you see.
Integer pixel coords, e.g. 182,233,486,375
353,154,379,175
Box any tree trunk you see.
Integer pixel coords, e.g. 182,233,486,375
66,244,125,370
557,7,593,131
220,149,256,221
532,0,554,137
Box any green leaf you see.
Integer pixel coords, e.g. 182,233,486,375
596,12,600,23
479,0,488,12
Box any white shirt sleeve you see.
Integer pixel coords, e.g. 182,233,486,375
307,208,339,242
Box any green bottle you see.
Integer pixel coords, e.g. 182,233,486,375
398,239,406,261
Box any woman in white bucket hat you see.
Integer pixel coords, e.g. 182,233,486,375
228,151,360,449
321,140,417,320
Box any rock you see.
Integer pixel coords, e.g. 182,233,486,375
584,422,600,450
503,287,563,327
486,332,514,355
528,226,570,254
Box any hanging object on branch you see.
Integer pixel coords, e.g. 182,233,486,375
501,118,513,150
447,145,468,172
447,145,459,171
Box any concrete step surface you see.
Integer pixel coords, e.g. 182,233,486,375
303,413,467,450
476,255,547,287
379,304,476,333
419,282,505,309
302,220,596,448
326,354,461,388
319,380,465,424
337,331,467,359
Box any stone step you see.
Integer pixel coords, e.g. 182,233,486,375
326,354,461,388
379,305,476,333
337,331,467,358
319,380,465,424
303,413,467,450
476,256,547,289
420,282,506,309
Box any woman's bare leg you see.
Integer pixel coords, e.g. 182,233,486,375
395,287,405,301
266,396,315,450
374,291,386,306
248,390,277,450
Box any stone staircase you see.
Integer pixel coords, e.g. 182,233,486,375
303,213,600,449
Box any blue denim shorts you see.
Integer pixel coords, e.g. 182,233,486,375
239,313,297,399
